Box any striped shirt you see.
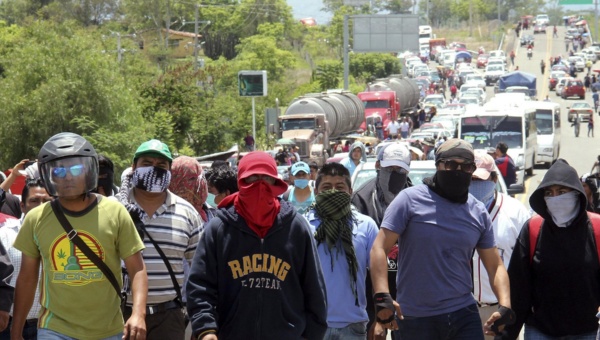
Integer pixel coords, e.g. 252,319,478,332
126,190,203,305
0,217,42,320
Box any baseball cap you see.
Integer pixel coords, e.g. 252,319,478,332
472,149,495,180
435,138,474,163
380,143,411,172
133,139,173,162
291,161,310,175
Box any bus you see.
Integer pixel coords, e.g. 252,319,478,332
527,101,561,168
458,103,537,187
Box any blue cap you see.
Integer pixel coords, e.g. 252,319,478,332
291,161,310,175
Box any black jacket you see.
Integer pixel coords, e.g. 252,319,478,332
351,176,412,226
500,159,600,338
0,241,14,313
186,200,327,340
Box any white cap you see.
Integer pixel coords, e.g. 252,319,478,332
380,143,411,171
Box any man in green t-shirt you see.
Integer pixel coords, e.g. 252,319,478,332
11,133,148,340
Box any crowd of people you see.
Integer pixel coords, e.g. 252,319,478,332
1,133,600,340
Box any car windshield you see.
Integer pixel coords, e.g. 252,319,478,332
572,102,590,108
488,66,503,71
364,100,389,109
535,110,554,135
461,116,524,149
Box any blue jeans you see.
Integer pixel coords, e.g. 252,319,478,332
38,328,123,340
525,325,596,340
324,322,367,340
393,304,483,340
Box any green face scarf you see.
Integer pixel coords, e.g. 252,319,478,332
314,189,359,306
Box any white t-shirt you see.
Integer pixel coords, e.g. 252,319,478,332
400,122,410,132
386,121,400,134
472,193,531,303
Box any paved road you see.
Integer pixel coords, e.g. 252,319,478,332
505,25,600,209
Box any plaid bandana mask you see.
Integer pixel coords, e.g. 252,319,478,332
132,166,171,193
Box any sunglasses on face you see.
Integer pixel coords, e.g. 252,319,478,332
52,164,84,178
438,160,476,174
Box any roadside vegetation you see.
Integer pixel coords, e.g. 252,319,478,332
0,0,580,174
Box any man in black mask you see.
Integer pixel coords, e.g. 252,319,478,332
95,154,115,196
351,142,411,340
370,138,513,339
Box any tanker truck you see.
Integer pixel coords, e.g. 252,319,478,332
358,76,420,139
278,91,364,165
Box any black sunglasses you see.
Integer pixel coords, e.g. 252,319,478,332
438,160,477,174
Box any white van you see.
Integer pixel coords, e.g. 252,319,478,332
527,101,561,168
459,103,537,186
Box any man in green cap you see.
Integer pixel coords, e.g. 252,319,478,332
116,139,203,340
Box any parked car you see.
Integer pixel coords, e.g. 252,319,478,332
351,160,510,193
581,49,598,63
561,79,585,99
549,70,567,90
551,64,569,73
422,94,446,108
555,77,573,96
476,54,490,68
464,74,486,89
535,14,549,25
533,24,547,34
458,95,481,106
484,64,506,86
463,87,487,103
520,34,535,46
568,56,585,72
567,101,593,122
488,50,507,64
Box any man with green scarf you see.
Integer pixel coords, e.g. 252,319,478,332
306,163,379,339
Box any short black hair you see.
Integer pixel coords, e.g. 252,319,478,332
206,168,238,195
309,162,319,171
315,163,351,189
211,160,230,170
22,178,46,202
496,142,509,154
98,154,114,172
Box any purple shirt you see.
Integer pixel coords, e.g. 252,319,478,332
381,184,495,317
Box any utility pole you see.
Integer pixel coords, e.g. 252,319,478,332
343,15,349,90
194,4,199,71
498,0,500,21
469,0,473,37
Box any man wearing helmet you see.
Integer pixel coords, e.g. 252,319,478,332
11,132,148,340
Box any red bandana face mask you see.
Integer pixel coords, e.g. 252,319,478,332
234,180,281,238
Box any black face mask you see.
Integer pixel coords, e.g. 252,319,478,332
432,170,472,203
377,170,407,205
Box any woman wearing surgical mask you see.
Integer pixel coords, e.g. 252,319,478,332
500,159,600,339
283,161,315,215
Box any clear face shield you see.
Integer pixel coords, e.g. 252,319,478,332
41,156,98,197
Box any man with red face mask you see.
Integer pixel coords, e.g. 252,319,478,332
186,151,328,340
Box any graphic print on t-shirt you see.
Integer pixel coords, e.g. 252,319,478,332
50,231,105,286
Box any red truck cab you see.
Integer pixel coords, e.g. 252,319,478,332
357,91,399,139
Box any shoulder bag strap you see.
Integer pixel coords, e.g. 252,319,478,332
528,215,544,264
50,199,124,302
139,225,183,305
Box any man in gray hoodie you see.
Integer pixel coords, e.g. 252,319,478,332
340,141,366,177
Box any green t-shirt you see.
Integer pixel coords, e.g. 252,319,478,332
14,196,145,340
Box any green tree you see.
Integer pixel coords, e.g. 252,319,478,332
0,21,149,167
235,33,295,81
315,60,342,90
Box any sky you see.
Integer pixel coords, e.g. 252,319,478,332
287,0,333,25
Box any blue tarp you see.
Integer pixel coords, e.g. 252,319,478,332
455,51,472,62
498,71,537,97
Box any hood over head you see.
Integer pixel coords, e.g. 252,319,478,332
348,141,367,162
529,159,587,221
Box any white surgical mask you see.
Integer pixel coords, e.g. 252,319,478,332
544,191,580,228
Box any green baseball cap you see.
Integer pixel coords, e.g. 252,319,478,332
133,139,173,163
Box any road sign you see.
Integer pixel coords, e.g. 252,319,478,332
353,15,420,53
238,70,267,97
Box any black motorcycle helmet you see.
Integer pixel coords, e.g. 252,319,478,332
38,132,99,197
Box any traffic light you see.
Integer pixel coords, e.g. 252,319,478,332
238,70,268,97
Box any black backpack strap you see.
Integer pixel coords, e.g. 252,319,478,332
51,199,125,303
139,225,183,306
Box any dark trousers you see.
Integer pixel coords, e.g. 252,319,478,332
394,304,483,340
0,317,38,340
123,306,185,340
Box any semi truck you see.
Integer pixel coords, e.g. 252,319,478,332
278,91,364,165
358,76,420,139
